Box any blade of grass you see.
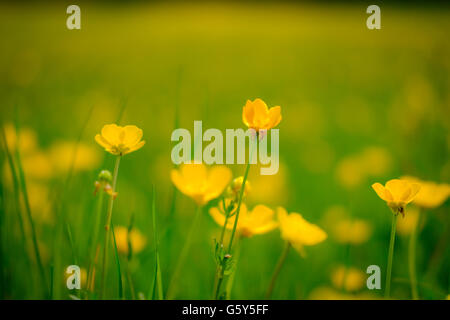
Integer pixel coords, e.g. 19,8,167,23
111,222,124,299
12,114,49,298
150,185,164,300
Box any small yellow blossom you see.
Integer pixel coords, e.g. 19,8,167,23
372,179,421,216
171,163,232,206
333,219,372,245
331,266,365,292
114,226,147,256
226,176,251,199
402,176,450,209
209,202,278,238
277,207,327,255
95,124,145,156
242,98,282,132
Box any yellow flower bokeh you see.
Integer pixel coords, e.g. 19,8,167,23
402,176,450,209
277,207,327,255
331,266,366,292
171,163,232,206
114,226,147,256
209,202,278,238
95,124,145,156
333,219,372,245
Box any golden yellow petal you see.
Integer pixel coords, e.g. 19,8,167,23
122,125,143,146
204,166,232,203
371,183,391,202
267,106,282,129
101,124,121,145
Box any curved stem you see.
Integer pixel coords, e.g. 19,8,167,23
166,205,202,299
266,242,290,299
409,209,421,300
100,156,121,299
385,213,398,299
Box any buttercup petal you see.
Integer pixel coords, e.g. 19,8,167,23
372,183,390,202
267,106,282,129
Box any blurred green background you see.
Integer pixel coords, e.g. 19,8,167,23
0,1,449,299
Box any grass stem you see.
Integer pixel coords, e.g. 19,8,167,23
385,213,398,299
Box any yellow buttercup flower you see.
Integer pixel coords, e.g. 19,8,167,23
242,98,282,132
95,124,145,156
114,226,147,256
171,163,232,206
209,202,278,238
277,207,327,255
372,179,421,216
402,176,450,209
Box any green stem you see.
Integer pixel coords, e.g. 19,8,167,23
408,209,421,300
266,242,290,299
385,213,398,299
87,190,104,292
166,205,202,299
214,138,254,299
100,156,121,299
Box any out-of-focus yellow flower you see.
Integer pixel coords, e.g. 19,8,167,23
21,151,53,180
171,163,232,206
114,226,147,255
309,287,377,300
336,157,365,188
333,219,372,245
402,176,450,209
361,147,392,177
49,141,100,173
27,182,53,223
336,147,392,189
277,207,327,255
396,206,420,236
226,176,251,199
372,179,421,216
242,98,281,132
249,163,289,205
209,202,278,238
95,124,145,156
3,123,37,155
331,266,365,292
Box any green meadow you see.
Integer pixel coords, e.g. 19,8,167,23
0,2,449,299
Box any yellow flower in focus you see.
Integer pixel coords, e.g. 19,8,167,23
171,163,232,206
114,226,147,256
331,266,365,292
372,179,421,216
396,206,420,236
49,141,100,173
226,176,251,199
242,98,282,132
209,202,278,238
333,219,372,245
402,176,450,209
277,207,327,255
95,124,145,156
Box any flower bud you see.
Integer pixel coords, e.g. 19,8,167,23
98,170,113,184
227,176,251,199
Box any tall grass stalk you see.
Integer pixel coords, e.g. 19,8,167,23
100,156,121,299
385,213,398,299
12,119,48,297
166,205,202,299
150,186,164,300
408,209,421,300
111,222,124,299
266,241,290,299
